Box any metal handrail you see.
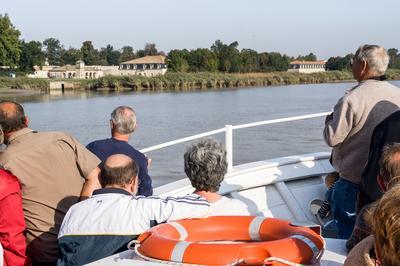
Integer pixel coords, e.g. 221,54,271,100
139,111,331,172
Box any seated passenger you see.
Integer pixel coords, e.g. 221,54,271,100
57,154,210,265
344,185,400,266
87,106,153,196
358,110,400,212
347,143,400,251
184,138,250,216
0,127,29,266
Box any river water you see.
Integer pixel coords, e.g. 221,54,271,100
2,81,400,187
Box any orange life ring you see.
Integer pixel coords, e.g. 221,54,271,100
135,216,325,265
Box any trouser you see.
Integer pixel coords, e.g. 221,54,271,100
331,178,359,239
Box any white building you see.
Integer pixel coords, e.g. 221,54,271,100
27,56,168,79
119,55,167,77
288,60,326,73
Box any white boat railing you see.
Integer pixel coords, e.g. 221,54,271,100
140,111,331,173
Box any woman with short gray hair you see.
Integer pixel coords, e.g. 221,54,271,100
184,138,250,215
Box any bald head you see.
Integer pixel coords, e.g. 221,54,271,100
0,101,28,135
100,154,139,188
105,154,132,168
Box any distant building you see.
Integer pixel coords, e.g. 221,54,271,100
288,60,326,73
27,56,167,79
119,55,167,77
46,60,114,79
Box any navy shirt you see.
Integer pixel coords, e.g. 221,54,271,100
86,138,153,196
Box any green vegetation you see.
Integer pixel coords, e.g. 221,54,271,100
0,77,49,91
2,70,400,92
86,71,355,91
0,14,21,68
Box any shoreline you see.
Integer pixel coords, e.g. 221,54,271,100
1,70,400,93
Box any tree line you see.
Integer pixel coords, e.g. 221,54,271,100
2,14,400,74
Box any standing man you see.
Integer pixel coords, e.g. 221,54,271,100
0,101,101,265
87,106,152,196
324,44,400,239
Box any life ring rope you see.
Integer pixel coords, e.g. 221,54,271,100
129,238,324,266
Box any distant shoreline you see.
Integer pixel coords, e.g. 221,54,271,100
1,70,400,93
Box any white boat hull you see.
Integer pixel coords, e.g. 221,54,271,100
89,152,347,265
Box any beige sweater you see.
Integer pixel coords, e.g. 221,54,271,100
344,235,376,266
324,79,400,183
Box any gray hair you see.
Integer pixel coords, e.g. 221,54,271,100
110,106,136,134
184,138,227,192
354,44,389,75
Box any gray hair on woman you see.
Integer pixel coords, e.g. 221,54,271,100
184,138,227,192
110,106,136,134
353,44,389,76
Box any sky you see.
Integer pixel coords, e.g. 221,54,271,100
1,0,400,59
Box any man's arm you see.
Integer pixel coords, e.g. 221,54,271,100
0,192,28,266
138,157,153,196
80,167,101,200
323,97,355,147
138,194,210,226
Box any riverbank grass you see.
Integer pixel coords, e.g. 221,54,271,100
1,70,400,92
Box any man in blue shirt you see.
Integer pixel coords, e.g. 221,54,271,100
87,106,152,196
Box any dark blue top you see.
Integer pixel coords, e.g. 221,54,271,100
86,138,153,196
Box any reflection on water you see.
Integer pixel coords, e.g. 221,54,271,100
1,81,399,187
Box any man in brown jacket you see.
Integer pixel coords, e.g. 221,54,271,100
324,44,400,239
0,101,101,265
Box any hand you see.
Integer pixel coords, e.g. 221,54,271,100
145,154,152,168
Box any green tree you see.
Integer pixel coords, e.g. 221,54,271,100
43,38,64,65
296,53,317,61
19,40,45,71
211,40,241,72
167,49,190,72
388,48,400,69
325,54,352,71
120,46,135,62
0,14,21,68
80,41,100,65
106,45,120,65
187,48,218,72
136,43,159,57
61,47,81,65
259,52,289,72
240,49,259,72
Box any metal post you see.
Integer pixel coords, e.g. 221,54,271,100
225,125,233,173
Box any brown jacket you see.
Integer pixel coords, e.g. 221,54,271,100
324,80,400,183
0,128,100,263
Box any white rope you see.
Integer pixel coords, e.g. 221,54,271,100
264,257,306,266
133,242,247,266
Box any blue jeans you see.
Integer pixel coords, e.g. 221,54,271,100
331,178,359,239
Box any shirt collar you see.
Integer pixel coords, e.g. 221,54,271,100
93,187,132,196
7,128,34,143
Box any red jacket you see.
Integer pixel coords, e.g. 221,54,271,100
0,169,28,266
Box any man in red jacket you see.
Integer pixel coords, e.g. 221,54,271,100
0,125,28,266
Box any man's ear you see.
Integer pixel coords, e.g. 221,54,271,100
377,174,387,192
130,175,138,195
25,116,29,127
